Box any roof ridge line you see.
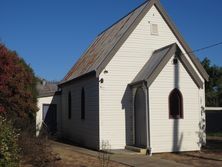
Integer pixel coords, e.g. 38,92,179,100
97,0,150,36
63,1,150,81
95,0,156,75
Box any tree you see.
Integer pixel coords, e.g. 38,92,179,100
201,57,222,106
0,43,38,128
0,116,20,167
0,44,59,166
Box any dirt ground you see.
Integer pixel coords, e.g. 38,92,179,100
21,136,222,167
52,137,222,167
51,141,128,167
154,136,222,167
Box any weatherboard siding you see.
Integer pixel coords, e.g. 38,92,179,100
36,95,61,136
149,56,200,153
61,75,99,149
99,6,204,149
36,96,53,136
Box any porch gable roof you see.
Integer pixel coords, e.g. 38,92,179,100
131,43,204,89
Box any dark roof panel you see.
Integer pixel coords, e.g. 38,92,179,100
37,80,59,97
132,43,174,84
131,43,204,88
62,0,208,85
63,1,150,81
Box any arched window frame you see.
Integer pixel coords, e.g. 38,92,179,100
81,88,85,120
169,88,183,119
68,91,72,119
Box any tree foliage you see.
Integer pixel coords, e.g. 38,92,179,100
201,57,222,106
0,44,59,166
0,116,20,167
0,44,38,127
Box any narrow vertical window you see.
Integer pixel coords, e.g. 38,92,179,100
81,88,85,120
169,88,183,119
68,91,72,119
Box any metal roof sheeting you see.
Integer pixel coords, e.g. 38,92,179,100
131,43,204,88
63,1,149,81
62,0,208,85
37,80,59,97
132,44,173,84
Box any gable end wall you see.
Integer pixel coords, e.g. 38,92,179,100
149,56,201,153
99,5,205,150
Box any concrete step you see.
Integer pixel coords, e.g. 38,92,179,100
125,145,147,155
109,149,141,155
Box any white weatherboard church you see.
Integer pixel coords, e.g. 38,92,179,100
37,0,209,154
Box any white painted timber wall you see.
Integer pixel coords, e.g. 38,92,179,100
61,75,99,149
99,5,204,149
36,95,61,136
149,56,201,153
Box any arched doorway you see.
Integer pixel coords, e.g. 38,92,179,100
134,87,147,148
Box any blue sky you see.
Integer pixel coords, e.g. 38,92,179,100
0,0,222,81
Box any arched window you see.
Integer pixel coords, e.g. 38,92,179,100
169,88,183,119
68,91,72,119
81,88,85,120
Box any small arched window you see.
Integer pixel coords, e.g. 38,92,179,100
81,88,85,120
68,91,72,119
169,88,183,119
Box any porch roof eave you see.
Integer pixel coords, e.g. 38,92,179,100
129,80,147,88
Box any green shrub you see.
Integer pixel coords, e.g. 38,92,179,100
0,116,20,167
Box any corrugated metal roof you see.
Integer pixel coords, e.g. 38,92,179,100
131,43,204,88
63,1,150,81
132,44,173,84
61,0,208,84
36,80,59,97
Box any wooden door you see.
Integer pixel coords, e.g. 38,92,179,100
134,88,147,148
43,104,57,134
